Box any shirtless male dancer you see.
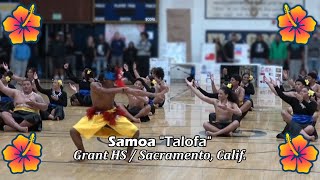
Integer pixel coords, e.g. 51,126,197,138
70,66,164,162
0,79,47,132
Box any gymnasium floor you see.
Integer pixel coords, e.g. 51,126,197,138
1,83,319,180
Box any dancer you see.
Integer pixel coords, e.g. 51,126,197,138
0,79,47,132
64,63,94,106
118,78,153,123
186,79,241,136
240,73,255,116
0,67,15,113
266,78,317,141
34,72,67,120
69,66,163,162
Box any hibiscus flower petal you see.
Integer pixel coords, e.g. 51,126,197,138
23,27,40,42
279,27,295,42
9,29,24,44
13,6,29,23
292,135,308,152
2,145,20,161
24,156,41,171
2,17,20,32
296,157,313,173
280,155,297,171
300,145,319,161
8,157,24,173
26,14,41,28
278,14,293,28
279,143,295,157
296,29,311,44
12,135,29,153
299,17,317,32
25,143,41,157
290,6,307,23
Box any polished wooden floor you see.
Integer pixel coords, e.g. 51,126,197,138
1,83,320,180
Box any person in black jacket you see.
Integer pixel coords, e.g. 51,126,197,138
34,72,67,121
266,77,317,141
64,63,94,106
0,67,15,113
240,73,255,114
250,34,269,64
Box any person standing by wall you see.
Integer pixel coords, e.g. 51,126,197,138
10,44,31,77
124,41,137,76
110,32,125,67
250,34,269,64
288,43,305,79
307,33,320,73
83,36,96,69
48,32,65,79
269,34,288,66
136,32,152,78
65,33,76,75
95,34,110,75
223,33,238,62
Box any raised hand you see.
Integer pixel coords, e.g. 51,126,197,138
64,63,69,70
69,83,77,93
263,76,270,83
2,63,9,71
210,73,214,82
33,72,38,80
269,78,277,86
133,62,137,70
123,64,129,71
185,78,193,87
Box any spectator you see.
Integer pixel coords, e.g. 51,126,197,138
95,34,110,75
288,43,304,79
221,68,230,85
298,67,307,79
124,41,137,75
48,32,65,79
83,36,96,69
223,33,238,62
10,44,31,77
110,32,125,67
136,32,152,78
307,33,320,73
269,34,288,67
250,34,269,64
213,38,224,62
65,33,76,74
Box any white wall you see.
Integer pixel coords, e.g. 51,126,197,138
159,0,320,64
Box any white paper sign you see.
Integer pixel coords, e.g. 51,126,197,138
201,43,216,63
234,44,250,64
161,42,186,64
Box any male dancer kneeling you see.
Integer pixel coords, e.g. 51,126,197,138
70,66,163,162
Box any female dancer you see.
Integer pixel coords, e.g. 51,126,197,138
265,77,317,141
34,72,67,120
186,79,242,137
64,63,94,106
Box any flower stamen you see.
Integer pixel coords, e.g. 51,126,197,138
22,4,35,27
286,133,299,156
284,4,297,27
22,133,35,156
